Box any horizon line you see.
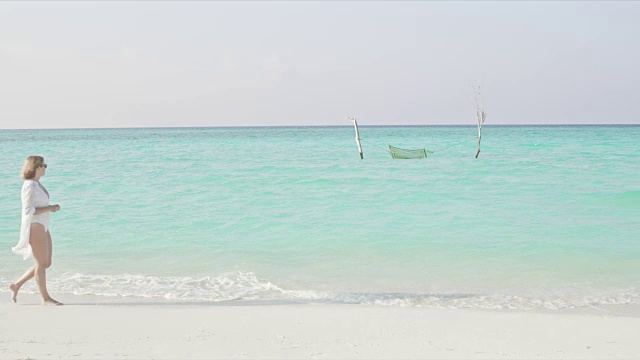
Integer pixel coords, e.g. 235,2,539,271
1,123,639,131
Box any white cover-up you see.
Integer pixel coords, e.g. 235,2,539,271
12,180,50,260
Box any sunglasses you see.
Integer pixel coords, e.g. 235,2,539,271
42,164,48,169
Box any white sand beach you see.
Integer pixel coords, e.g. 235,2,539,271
1,295,639,359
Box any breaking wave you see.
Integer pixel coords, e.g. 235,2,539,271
2,271,639,310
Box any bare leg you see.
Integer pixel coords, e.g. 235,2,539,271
9,266,36,303
45,231,61,305
29,223,61,306
9,231,55,303
47,231,53,267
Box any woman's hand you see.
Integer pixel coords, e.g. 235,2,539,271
49,204,61,213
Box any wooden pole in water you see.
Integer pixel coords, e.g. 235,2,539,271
468,81,487,159
475,110,486,159
347,116,363,159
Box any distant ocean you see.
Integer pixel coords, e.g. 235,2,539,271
1,125,639,310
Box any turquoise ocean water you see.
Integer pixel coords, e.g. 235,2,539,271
1,125,639,310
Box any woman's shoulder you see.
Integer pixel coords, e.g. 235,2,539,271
22,179,38,189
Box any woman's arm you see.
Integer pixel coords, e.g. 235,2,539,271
22,182,61,216
33,205,60,215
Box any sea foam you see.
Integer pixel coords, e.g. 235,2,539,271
2,271,638,310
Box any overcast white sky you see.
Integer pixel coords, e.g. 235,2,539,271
1,1,639,129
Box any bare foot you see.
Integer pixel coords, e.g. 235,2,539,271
9,284,18,303
42,298,63,306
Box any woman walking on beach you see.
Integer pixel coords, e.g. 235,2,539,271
9,156,63,306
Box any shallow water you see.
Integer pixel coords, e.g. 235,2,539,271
1,125,638,309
